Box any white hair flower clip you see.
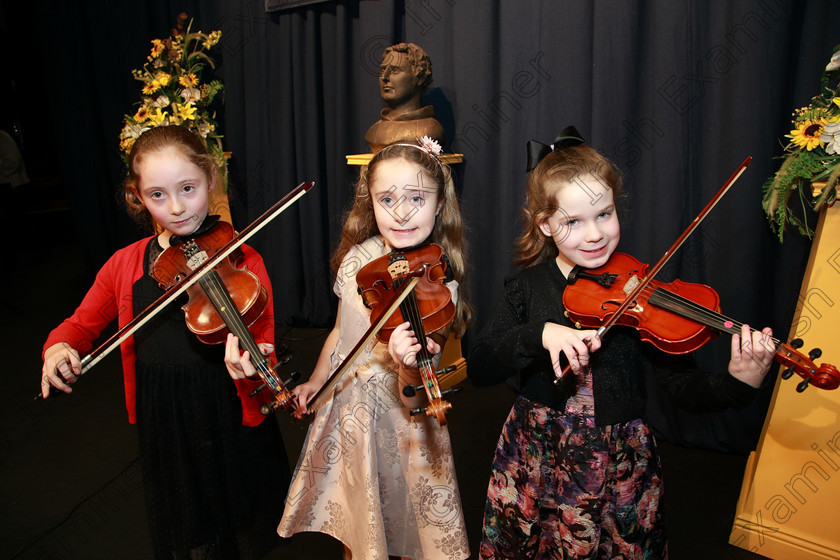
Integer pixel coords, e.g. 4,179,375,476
418,136,443,157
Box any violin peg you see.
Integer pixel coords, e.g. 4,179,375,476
435,365,457,376
809,348,822,361
281,370,302,386
249,384,267,398
796,378,810,393
781,366,796,380
790,338,804,349
440,386,462,398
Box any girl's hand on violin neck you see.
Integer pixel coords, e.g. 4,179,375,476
542,322,602,378
387,321,441,370
223,333,272,380
728,324,775,388
41,342,81,397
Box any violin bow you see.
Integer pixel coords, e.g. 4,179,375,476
304,276,421,416
558,157,752,378
37,181,314,398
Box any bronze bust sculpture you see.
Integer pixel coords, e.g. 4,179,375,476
364,43,445,153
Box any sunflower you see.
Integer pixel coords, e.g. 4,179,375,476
789,118,827,151
134,105,150,121
149,39,165,59
179,73,198,88
142,81,161,95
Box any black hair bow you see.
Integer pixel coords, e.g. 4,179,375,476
525,125,585,172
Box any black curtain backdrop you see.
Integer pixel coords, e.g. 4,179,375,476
12,0,839,451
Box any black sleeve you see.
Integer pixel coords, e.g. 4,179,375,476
645,346,760,413
466,274,548,387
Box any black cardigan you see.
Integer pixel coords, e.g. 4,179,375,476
467,260,758,426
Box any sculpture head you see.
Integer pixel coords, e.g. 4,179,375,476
379,43,433,110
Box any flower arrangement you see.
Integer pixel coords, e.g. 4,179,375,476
762,46,840,241
119,14,226,184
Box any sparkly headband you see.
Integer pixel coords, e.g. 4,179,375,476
525,125,585,172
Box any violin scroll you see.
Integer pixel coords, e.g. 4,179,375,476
776,339,840,392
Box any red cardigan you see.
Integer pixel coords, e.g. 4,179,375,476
43,236,275,427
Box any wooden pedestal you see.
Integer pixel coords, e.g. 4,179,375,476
730,203,840,559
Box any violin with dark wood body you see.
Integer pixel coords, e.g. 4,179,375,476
357,244,458,424
152,217,298,414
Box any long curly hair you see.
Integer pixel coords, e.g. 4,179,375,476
123,125,219,230
332,140,471,336
516,145,623,268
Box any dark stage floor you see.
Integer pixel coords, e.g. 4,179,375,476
1,232,767,560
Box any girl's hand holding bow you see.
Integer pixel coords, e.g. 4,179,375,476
542,322,602,378
42,342,82,397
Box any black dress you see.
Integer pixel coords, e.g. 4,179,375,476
133,238,290,559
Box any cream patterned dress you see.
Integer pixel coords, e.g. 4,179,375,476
278,237,470,560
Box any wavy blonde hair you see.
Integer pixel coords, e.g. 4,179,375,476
517,145,623,268
123,125,219,231
332,140,471,336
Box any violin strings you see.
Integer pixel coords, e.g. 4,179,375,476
633,284,781,347
392,261,436,391
201,271,269,370
401,283,432,366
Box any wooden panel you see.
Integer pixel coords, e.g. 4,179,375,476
730,204,840,559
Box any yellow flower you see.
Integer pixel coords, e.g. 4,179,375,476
148,107,168,126
134,105,150,122
120,136,136,153
142,81,160,95
204,30,221,49
173,103,198,121
789,119,826,151
154,73,171,87
150,39,164,58
179,73,198,87
833,97,840,109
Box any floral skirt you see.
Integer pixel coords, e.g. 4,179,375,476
478,390,667,560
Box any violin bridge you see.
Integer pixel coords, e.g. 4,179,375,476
183,241,209,271
387,259,410,279
623,275,645,313
623,275,640,296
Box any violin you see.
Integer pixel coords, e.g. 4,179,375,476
562,252,840,392
304,244,459,425
356,244,455,344
36,182,314,404
357,244,458,424
152,217,298,413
